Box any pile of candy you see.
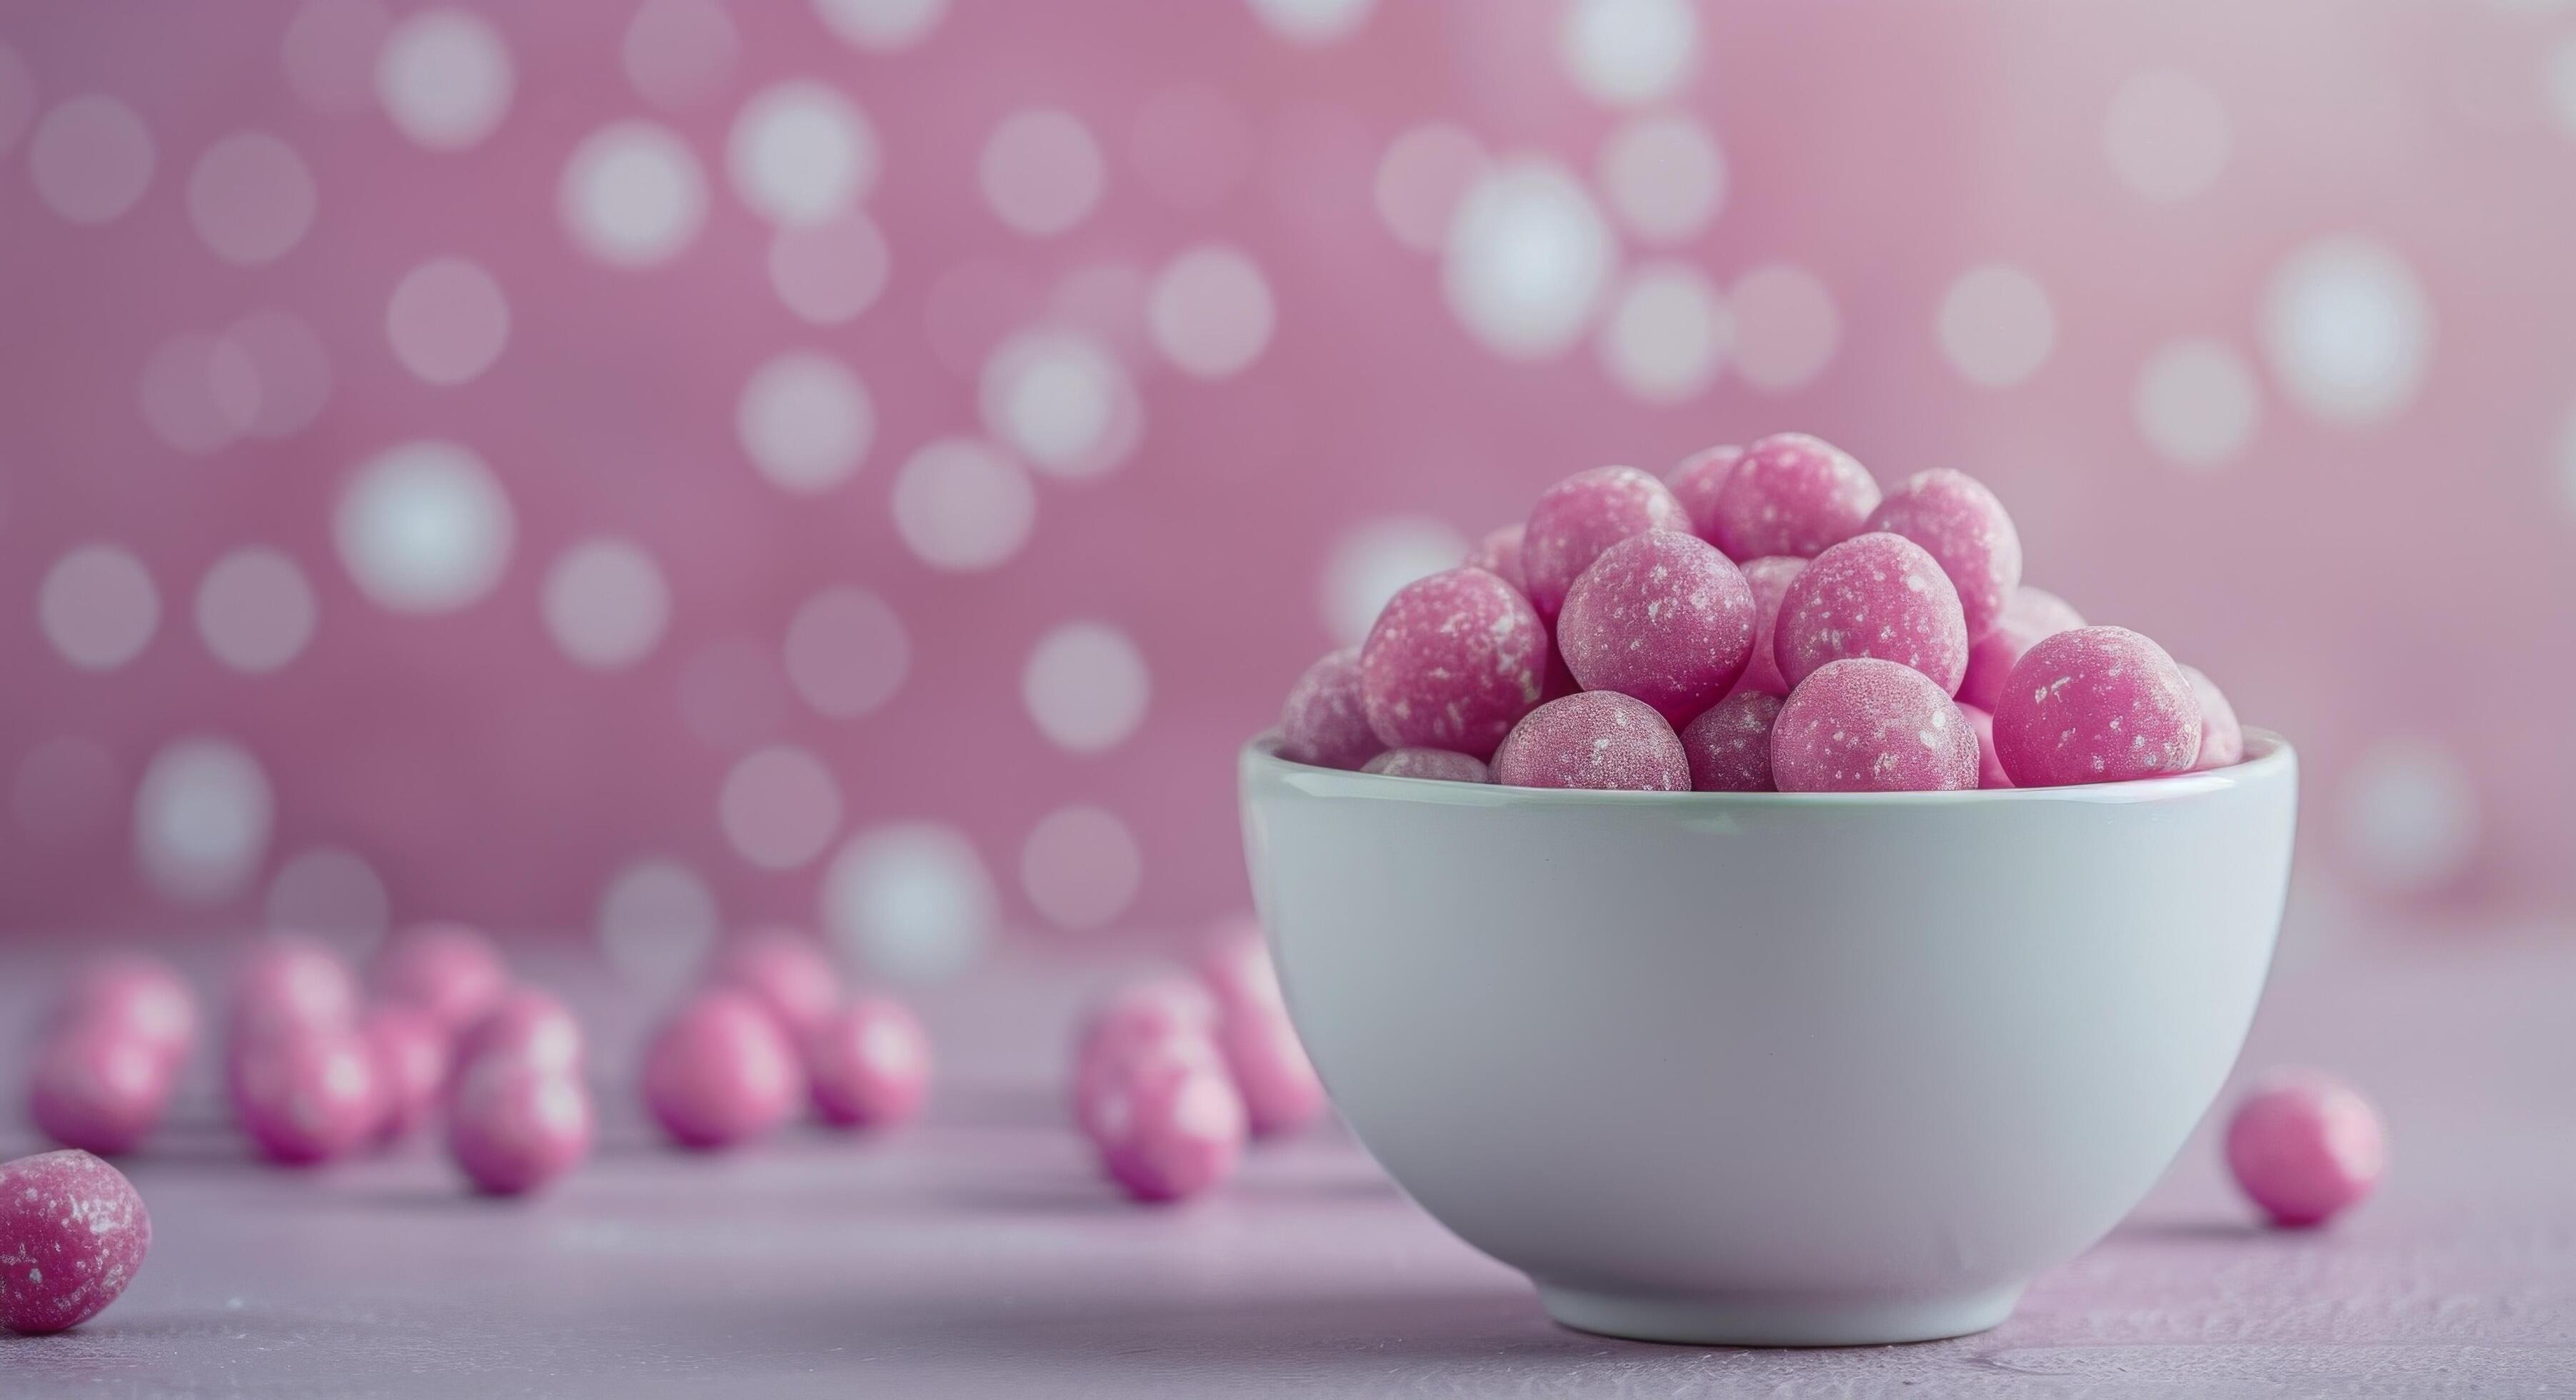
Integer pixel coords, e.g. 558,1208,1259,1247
1281,433,2245,792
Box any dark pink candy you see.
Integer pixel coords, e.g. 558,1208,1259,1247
1664,444,1744,542
1359,567,1548,759
28,1026,173,1156
806,995,933,1129
1556,531,1755,725
1519,466,1690,619
1278,646,1386,770
1771,659,1980,793
1491,691,1689,791
2184,664,2245,770
641,989,799,1150
1680,690,1783,792
1464,524,1526,593
1957,585,2084,714
1708,432,1881,560
447,1057,593,1196
1774,532,1970,695
231,1024,382,1166
1,1149,150,1335
1992,626,2202,787
1729,556,1806,699
1864,468,2022,642
1360,747,1492,782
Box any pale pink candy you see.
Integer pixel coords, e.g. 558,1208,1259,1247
1992,626,2201,787
1091,1042,1249,1204
1070,974,1224,1140
1464,524,1527,593
1361,747,1492,783
0,1149,150,1335
1957,586,2084,713
706,926,844,1039
1729,556,1806,699
641,988,800,1150
2183,664,2245,771
230,933,359,1043
1074,1021,1228,1143
28,1025,174,1156
52,953,197,1066
1708,432,1881,560
1358,567,1548,759
1864,469,2021,643
805,995,932,1129
1680,691,1783,792
453,986,585,1077
1492,691,1689,791
1197,921,1327,1138
230,1024,382,1166
1774,532,1970,696
446,1056,593,1196
1957,704,2011,789
1664,444,1744,542
1557,531,1756,725
1519,466,1691,619
2225,1071,2386,1228
371,923,509,1036
362,1003,450,1144
1771,659,1980,793
1278,646,1385,771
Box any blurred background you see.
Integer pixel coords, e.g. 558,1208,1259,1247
4,0,2570,991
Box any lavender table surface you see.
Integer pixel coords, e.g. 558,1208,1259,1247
4,911,2572,1399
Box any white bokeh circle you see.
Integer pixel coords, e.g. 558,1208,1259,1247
728,81,879,226
134,736,273,907
1149,245,1276,379
1020,804,1143,932
1318,516,1469,645
718,745,844,870
980,108,1106,237
821,822,995,984
1245,0,1376,44
29,95,156,225
196,546,319,674
334,441,516,614
1937,264,2056,389
387,256,510,386
40,545,161,672
2135,339,2262,471
1727,263,1840,393
1596,113,1723,244
738,351,873,494
542,537,671,670
1559,0,1699,108
1597,261,1727,403
2260,235,2432,426
187,132,318,265
812,0,949,51
1023,623,1150,754
891,438,1037,572
2103,69,2230,203
376,8,512,152
560,121,708,269
1442,157,1616,361
979,329,1139,479
784,586,911,719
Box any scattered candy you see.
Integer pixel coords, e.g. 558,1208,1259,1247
1464,523,1526,593
230,933,360,1044
1090,1042,1248,1204
1519,465,1690,619
2225,1071,2387,1228
707,927,844,1039
454,986,585,1077
1863,469,2022,642
1707,432,1881,560
641,989,799,1150
1771,659,1979,793
363,1003,450,1144
231,1024,383,1165
1772,531,1970,696
52,954,197,1066
1730,556,1806,699
0,1150,150,1335
1492,691,1690,791
1679,690,1784,792
805,996,933,1129
1358,567,1548,759
371,922,509,1035
1360,747,1492,782
1957,585,2084,714
1278,646,1386,771
2184,664,2244,771
27,1025,173,1156
1197,923,1327,1138
1070,974,1222,1141
447,1056,594,1196
1555,531,1756,725
1957,703,2012,789
1664,444,1743,542
1992,626,2201,787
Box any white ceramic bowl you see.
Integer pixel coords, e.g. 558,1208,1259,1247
1239,731,2297,1346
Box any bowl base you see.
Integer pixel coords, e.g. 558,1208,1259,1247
1535,1281,2022,1347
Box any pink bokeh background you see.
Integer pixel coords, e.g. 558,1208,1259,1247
4,0,2570,974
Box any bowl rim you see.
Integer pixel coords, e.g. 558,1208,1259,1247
1245,728,2294,809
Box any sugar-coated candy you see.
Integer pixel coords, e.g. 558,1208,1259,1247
1773,532,1970,696
1708,432,1881,560
1464,524,1527,593
446,1056,593,1196
53,954,197,1066
1664,444,1743,542
2183,664,2244,771
1730,556,1806,699
28,1026,173,1156
1556,531,1757,725
1680,691,1783,792
1492,691,1690,791
1361,747,1492,782
1091,1042,1249,1204
1992,626,2201,787
1957,704,2011,789
371,923,509,1035
1359,567,1548,759
231,1025,382,1165
1957,585,2084,713
0,1150,149,1335
707,926,844,1039
363,1003,450,1143
1071,974,1223,1140
806,996,932,1129
231,933,359,1043
641,989,799,1149
1772,659,1980,793
2225,1071,2385,1228
1519,466,1691,619
454,986,585,1077
1864,469,2021,643
1278,646,1386,771
1197,921,1327,1138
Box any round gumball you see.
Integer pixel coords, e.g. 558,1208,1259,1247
1730,556,1806,699
1557,531,1757,725
0,1150,150,1335
371,923,509,1035
1197,923,1327,1138
1358,567,1548,758
1681,691,1783,792
231,1025,382,1166
230,933,359,1043
363,1003,450,1144
1957,703,2011,789
1957,585,2084,713
1773,532,1970,695
1091,1044,1249,1204
1519,465,1691,619
1992,626,2201,787
1864,469,2022,642
806,996,932,1129
446,1056,593,1196
1278,647,1385,771
1708,432,1881,560
1771,659,1980,793
2183,664,2244,771
52,954,197,1066
706,927,843,1039
641,989,800,1150
2225,1071,2385,1228
1071,974,1223,1139
27,1026,174,1156
1361,747,1492,783
1464,524,1526,593
1664,444,1743,543
1492,691,1689,791
454,986,584,1077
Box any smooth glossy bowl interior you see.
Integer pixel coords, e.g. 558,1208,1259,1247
1240,732,2297,1346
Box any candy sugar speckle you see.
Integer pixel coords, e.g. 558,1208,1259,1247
1492,691,1689,791
1519,466,1690,619
1864,468,2022,642
1771,658,1979,793
1992,626,2201,787
1773,532,1970,696
1680,690,1784,792
1359,567,1549,759
1279,646,1387,770
1,1150,150,1335
1556,531,1756,726
1361,747,1492,782
1709,432,1881,560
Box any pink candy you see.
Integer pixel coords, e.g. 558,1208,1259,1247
1519,466,1690,619
230,933,360,1044
1664,444,1743,542
1731,556,1806,699
2184,664,2244,771
363,1003,450,1144
0,1150,150,1335
1071,974,1222,1140
1464,524,1526,593
806,996,933,1129
1708,432,1881,560
1958,703,2012,789
1864,469,2022,641
1957,585,2084,714
641,988,799,1149
1492,691,1689,791
1771,659,1980,793
1773,532,1970,696
1197,923,1327,1139
53,953,198,1066
1091,1041,1248,1204
1680,691,1783,792
447,1056,594,1196
454,986,585,1077
1278,646,1387,771
231,1024,383,1165
28,1025,173,1156
1359,567,1548,759
1361,747,1492,782
371,922,509,1035
2225,1071,2386,1228
706,926,844,1039
1556,531,1756,725
1992,626,2202,787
